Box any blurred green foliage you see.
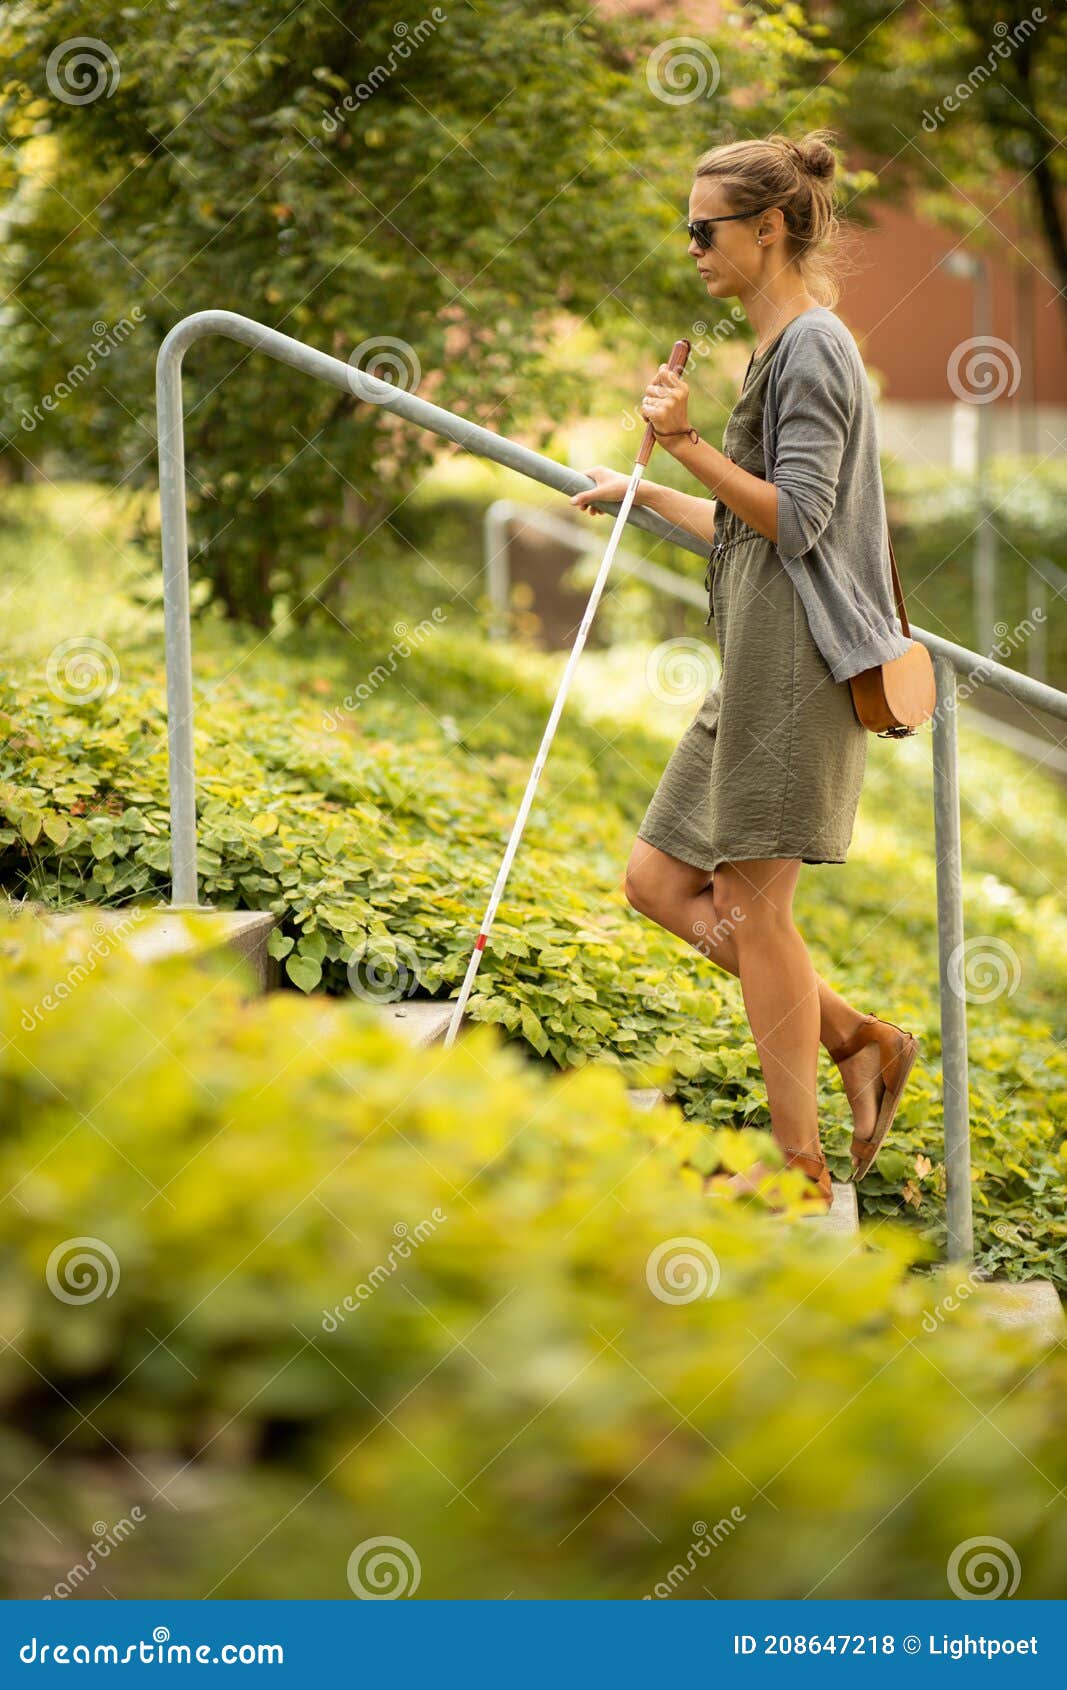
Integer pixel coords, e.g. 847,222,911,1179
1,904,1066,1598
882,459,1067,689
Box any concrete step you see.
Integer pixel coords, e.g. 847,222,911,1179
372,996,669,1108
805,1180,859,1237
374,997,461,1049
38,906,279,993
973,1279,1066,1346
626,1086,668,1111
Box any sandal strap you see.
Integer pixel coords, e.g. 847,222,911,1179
825,1014,876,1064
780,1145,828,1173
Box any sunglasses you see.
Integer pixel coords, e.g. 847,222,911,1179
686,208,772,251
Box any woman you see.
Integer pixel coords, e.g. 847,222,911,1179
570,131,918,1212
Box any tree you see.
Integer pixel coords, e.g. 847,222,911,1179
807,0,1067,332
0,0,861,625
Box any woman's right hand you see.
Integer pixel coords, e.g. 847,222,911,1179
570,465,632,517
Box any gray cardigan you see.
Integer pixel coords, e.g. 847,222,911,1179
753,304,912,683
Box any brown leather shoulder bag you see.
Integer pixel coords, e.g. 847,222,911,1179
848,528,936,737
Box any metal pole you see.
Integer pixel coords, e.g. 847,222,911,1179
156,337,200,908
1027,561,1047,683
484,501,512,642
915,624,1067,721
972,259,995,654
155,312,710,904
931,654,973,1261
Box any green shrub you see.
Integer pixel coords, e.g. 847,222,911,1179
1,908,1066,1599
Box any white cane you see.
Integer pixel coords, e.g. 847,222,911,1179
442,338,693,1049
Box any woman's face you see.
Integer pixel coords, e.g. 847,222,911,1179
687,178,764,298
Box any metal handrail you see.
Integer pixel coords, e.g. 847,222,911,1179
156,310,1067,1265
484,498,707,640
158,311,710,911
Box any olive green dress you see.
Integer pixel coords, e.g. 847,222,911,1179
636,326,867,875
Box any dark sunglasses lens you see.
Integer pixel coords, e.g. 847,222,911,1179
689,222,713,250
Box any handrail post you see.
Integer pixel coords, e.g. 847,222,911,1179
484,501,512,643
154,310,716,906
156,338,200,908
931,654,973,1261
1027,558,1047,683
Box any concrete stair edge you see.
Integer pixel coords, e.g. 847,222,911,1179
972,1279,1066,1345
38,906,279,993
370,995,669,1109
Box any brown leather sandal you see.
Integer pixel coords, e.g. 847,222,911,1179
826,1014,920,1184
703,1144,832,1212
779,1145,833,1212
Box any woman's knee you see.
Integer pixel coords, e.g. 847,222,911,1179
624,851,660,915
625,839,707,919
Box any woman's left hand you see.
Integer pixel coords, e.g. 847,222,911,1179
570,464,631,516
641,364,690,438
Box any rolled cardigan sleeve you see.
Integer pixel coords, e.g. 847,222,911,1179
772,331,856,564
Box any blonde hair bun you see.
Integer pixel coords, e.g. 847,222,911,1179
792,134,836,181
693,127,848,307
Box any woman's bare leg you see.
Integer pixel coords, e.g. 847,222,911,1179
624,839,884,1149
715,857,819,1153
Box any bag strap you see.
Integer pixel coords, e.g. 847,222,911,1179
886,525,911,639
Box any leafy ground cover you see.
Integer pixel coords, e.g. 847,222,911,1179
2,482,1065,1292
